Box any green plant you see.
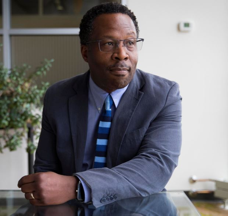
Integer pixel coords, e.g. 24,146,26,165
0,59,53,153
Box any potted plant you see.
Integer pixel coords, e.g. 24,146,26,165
0,59,53,156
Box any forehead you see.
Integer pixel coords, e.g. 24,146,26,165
91,13,137,39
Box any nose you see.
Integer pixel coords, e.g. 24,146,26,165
112,42,129,61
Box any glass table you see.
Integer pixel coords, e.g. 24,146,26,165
0,190,200,216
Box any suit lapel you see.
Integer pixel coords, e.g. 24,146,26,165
107,72,145,167
69,72,89,172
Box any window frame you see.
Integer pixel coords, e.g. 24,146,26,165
2,0,128,68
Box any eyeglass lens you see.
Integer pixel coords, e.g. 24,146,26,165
99,39,143,52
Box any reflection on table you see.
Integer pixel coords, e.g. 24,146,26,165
0,190,200,216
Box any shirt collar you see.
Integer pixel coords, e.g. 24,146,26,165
89,76,128,109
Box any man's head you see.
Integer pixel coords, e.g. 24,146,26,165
79,2,141,93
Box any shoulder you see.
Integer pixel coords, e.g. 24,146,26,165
45,71,89,97
133,69,181,108
135,69,179,93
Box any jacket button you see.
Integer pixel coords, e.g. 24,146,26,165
100,197,106,203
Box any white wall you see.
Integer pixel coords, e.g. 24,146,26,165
127,0,228,190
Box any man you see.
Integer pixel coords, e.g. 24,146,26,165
18,2,182,209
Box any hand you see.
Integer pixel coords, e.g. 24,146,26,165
18,172,78,206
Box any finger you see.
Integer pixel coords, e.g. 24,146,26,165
29,199,44,206
25,192,35,200
25,191,40,201
21,182,36,193
18,174,36,188
28,195,47,206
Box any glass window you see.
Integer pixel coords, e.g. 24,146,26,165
11,0,121,28
11,0,39,15
11,35,88,85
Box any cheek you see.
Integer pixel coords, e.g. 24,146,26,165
130,52,138,66
88,51,110,67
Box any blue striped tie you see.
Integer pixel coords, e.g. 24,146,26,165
94,95,115,168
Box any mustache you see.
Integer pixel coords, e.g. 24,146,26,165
107,63,130,71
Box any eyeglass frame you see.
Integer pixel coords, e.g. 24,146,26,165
85,38,144,53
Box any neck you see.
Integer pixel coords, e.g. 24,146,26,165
90,76,115,93
91,76,129,94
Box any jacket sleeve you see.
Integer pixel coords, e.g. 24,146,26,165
76,83,182,208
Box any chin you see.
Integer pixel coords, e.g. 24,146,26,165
112,79,130,89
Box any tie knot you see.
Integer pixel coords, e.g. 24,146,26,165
105,95,113,111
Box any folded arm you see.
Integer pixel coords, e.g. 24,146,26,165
76,83,182,207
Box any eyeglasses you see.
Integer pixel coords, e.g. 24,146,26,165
86,38,144,53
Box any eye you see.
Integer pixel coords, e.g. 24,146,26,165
101,41,114,47
125,39,136,47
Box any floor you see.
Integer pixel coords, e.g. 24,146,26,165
192,201,228,216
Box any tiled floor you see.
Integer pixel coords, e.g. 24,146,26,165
192,201,228,216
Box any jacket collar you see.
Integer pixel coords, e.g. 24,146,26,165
107,70,145,167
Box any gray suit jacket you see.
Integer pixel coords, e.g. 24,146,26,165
34,69,182,208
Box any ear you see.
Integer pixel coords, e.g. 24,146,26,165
81,45,89,62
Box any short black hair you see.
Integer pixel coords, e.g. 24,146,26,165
79,2,139,45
